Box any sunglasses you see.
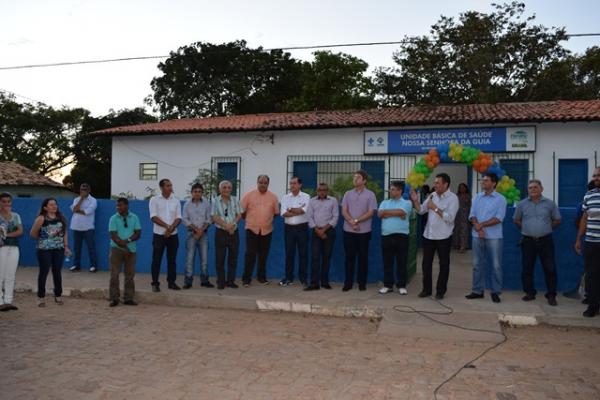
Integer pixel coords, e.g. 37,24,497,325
224,208,229,217
122,216,128,228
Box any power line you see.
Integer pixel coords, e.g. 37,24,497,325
1,33,598,71
0,88,49,105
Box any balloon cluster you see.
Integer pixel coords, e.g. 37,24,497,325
406,142,521,205
496,175,521,205
406,148,440,188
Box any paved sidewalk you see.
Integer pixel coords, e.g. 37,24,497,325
15,250,600,338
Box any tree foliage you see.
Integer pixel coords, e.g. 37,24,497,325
290,51,376,111
0,92,86,175
375,2,572,106
64,108,157,198
148,41,376,118
149,40,303,118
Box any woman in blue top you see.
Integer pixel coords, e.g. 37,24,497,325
30,198,71,307
0,192,23,311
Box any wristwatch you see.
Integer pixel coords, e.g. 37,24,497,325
127,238,132,243
434,208,439,213
353,219,359,224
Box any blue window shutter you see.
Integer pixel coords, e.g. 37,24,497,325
360,161,385,188
499,159,529,199
217,162,238,194
558,159,588,207
293,162,318,191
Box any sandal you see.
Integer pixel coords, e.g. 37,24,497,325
54,296,64,305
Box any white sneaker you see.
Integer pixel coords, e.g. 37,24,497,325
398,288,408,295
379,287,393,294
89,266,97,273
69,265,80,272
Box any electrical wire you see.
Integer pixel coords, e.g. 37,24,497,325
389,298,508,400
0,33,598,71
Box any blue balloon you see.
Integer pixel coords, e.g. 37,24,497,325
440,152,449,162
437,143,450,154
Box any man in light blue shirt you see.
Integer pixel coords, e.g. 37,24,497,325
378,181,413,294
69,183,98,273
466,173,507,303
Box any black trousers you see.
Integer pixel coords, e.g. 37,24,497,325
242,230,272,283
151,234,179,286
284,223,309,283
382,233,409,289
521,235,557,297
310,228,336,286
343,231,371,287
37,249,63,298
584,241,600,306
215,228,239,286
421,237,452,296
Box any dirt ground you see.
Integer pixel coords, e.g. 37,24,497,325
1,293,599,400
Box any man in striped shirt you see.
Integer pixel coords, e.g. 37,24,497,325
576,166,600,318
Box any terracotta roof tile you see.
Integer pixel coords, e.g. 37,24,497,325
92,100,600,136
0,161,65,188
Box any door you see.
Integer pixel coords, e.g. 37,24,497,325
558,159,589,207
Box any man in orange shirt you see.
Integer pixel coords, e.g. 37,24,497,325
241,175,280,286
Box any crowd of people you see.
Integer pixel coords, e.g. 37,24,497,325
0,166,598,318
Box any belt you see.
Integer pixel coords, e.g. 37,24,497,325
523,234,552,241
285,222,308,228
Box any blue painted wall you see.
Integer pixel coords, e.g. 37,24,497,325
11,199,583,291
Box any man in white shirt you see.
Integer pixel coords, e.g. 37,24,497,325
149,179,182,292
69,183,98,273
410,173,459,300
279,176,311,287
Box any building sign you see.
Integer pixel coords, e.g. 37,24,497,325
364,126,536,154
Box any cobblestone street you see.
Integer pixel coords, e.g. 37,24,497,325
1,293,599,400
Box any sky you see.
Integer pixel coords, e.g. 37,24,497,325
1,0,599,117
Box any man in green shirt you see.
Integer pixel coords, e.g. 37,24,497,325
108,198,141,307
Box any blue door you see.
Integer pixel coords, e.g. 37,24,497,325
217,162,238,195
559,159,589,207
499,159,528,200
293,161,318,191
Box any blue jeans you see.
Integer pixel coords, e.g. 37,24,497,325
472,237,503,294
73,229,97,268
185,233,209,284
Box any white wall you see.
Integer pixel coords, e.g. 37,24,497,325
533,122,600,202
111,121,600,202
112,128,367,199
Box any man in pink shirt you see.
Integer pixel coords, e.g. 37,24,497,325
241,175,280,286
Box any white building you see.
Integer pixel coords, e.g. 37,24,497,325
97,100,600,206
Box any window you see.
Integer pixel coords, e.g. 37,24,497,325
139,163,158,180
211,157,241,197
289,155,387,201
499,159,529,199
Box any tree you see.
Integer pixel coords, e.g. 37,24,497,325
0,92,86,175
375,2,570,106
64,108,157,198
290,51,376,111
148,42,377,118
148,40,303,118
